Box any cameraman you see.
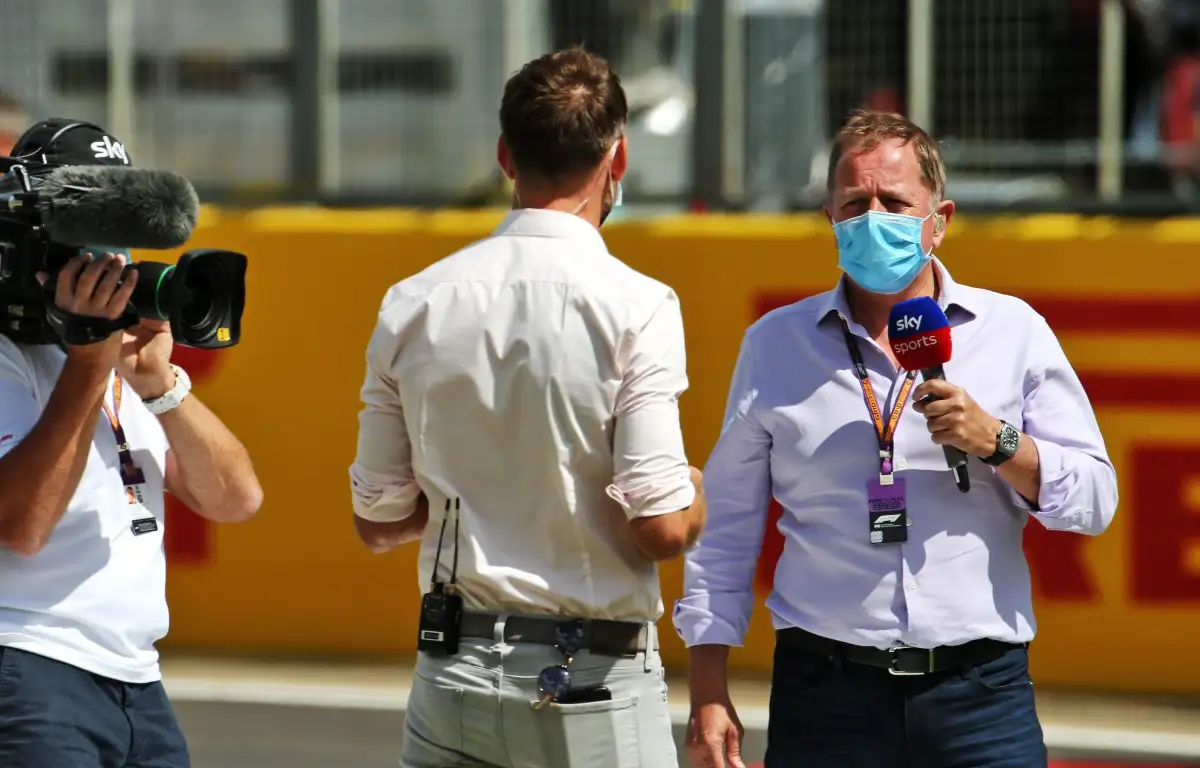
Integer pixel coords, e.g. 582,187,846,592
0,120,262,767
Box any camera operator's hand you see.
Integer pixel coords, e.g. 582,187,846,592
37,253,138,366
117,319,175,400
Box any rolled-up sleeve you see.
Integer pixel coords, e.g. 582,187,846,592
349,321,422,523
673,329,772,647
605,293,696,520
1017,316,1118,535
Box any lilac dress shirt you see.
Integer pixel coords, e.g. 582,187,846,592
674,262,1118,650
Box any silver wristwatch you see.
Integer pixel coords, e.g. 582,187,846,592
982,420,1020,467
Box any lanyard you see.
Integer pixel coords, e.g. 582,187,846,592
100,376,146,489
840,319,916,484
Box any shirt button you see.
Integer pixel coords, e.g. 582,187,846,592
897,458,908,470
909,582,917,591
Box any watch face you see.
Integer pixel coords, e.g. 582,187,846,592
998,423,1021,457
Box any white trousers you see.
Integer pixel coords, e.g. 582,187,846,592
400,617,677,768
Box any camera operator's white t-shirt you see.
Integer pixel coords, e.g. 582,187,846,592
0,337,169,684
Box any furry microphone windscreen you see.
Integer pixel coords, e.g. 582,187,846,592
36,165,200,249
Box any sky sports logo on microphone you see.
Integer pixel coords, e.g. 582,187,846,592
893,335,940,355
887,296,953,372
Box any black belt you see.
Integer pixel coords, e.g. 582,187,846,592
776,627,1024,676
461,612,649,657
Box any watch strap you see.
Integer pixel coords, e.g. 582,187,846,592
142,364,191,415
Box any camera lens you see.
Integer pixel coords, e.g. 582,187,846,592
129,249,246,349
178,259,230,343
181,266,215,328
128,261,173,322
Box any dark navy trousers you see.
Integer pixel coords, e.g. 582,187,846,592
765,643,1048,768
0,645,190,767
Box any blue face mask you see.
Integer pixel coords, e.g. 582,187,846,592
832,210,933,295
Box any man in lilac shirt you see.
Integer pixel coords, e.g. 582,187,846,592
677,109,1118,768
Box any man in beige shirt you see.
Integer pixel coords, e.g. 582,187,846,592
350,47,706,768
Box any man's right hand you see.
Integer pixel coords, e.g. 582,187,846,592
40,252,139,363
686,697,747,768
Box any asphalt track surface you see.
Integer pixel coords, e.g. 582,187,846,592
173,699,1200,768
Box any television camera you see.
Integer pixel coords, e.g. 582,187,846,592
0,119,246,350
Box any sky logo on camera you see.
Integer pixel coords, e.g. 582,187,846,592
91,135,130,165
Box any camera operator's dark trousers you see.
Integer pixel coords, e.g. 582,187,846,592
765,631,1048,768
0,646,190,767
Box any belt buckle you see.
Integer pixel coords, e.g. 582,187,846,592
887,645,932,676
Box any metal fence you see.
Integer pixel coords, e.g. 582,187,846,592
0,0,1185,212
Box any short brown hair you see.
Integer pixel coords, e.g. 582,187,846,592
499,47,627,184
827,109,947,201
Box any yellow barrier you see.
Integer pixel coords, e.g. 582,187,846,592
156,209,1200,695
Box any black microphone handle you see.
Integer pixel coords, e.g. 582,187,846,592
920,366,970,472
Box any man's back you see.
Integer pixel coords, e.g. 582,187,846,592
361,209,682,620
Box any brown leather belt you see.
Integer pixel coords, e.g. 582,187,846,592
776,626,1024,675
460,612,649,657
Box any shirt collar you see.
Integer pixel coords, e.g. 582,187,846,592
492,208,609,252
815,257,978,327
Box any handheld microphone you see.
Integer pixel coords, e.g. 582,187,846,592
887,296,970,493
32,165,199,249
